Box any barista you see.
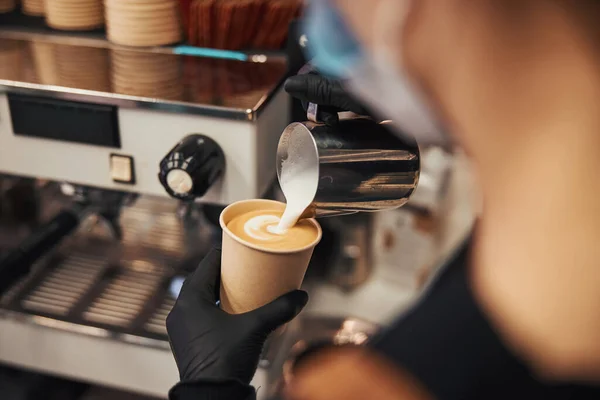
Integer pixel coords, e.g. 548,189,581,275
166,1,600,399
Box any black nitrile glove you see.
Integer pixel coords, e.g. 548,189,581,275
284,70,369,126
166,248,309,385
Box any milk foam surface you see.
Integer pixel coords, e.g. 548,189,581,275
244,214,284,240
227,209,318,251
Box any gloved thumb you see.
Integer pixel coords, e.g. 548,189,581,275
284,74,369,117
251,290,309,333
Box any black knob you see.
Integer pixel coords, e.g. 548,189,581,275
159,135,225,201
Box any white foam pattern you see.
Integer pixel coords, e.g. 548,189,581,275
244,214,286,241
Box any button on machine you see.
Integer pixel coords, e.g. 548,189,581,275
110,154,135,184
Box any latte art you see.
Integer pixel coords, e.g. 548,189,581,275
244,214,285,241
227,209,318,251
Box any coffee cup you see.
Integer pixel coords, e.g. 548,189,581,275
45,0,105,31
104,0,182,47
22,0,45,16
219,199,322,314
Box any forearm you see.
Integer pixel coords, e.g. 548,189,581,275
288,347,433,400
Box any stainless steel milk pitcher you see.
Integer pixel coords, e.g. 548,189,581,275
276,117,420,218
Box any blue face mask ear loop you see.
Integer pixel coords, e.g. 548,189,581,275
302,0,366,79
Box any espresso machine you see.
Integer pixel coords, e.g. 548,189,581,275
0,28,477,400
0,31,294,398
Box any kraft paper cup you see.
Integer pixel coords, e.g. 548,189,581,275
104,0,182,47
219,199,322,314
46,0,105,31
23,0,45,16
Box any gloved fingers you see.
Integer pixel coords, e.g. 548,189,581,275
180,247,222,304
318,105,342,126
328,80,369,116
285,74,368,116
299,97,341,126
249,290,309,333
285,74,336,106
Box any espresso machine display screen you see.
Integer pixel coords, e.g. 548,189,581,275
8,93,121,148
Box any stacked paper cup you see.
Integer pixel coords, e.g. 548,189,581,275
0,0,16,13
105,0,182,47
46,0,105,31
23,0,45,16
110,49,184,100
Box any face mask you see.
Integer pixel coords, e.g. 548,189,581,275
303,0,446,145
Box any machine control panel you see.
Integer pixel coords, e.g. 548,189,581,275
158,135,225,201
0,36,290,205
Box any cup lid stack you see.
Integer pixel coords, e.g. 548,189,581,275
0,0,16,13
110,50,184,101
46,0,105,31
23,0,45,16
105,0,183,47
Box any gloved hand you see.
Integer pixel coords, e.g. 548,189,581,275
166,248,308,385
284,70,369,126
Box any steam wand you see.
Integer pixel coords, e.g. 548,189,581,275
0,187,135,295
0,202,91,294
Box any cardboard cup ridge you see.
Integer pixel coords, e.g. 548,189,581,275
105,1,182,47
46,0,105,30
219,199,322,314
23,0,45,16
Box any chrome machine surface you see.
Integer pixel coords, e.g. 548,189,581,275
0,34,289,204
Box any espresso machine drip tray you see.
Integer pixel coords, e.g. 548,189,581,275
3,249,175,346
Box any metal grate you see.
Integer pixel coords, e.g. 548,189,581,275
84,269,163,328
22,254,106,316
144,296,175,335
